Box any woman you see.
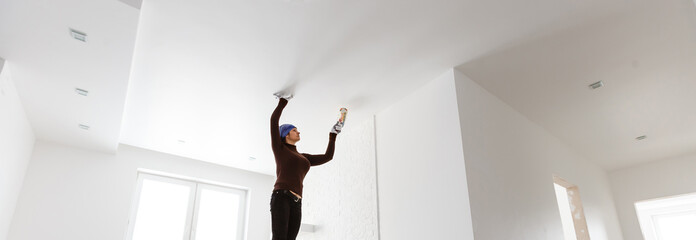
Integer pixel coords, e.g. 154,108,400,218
269,94,344,240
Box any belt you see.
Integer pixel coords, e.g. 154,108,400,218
274,189,301,202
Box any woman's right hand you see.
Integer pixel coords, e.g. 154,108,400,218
273,92,293,100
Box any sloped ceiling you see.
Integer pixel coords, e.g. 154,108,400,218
458,0,696,170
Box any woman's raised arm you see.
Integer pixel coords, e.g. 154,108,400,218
270,98,288,153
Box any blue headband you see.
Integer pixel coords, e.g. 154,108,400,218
279,124,296,138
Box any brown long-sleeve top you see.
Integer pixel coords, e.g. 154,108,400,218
271,98,337,197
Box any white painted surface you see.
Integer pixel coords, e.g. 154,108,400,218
7,142,274,240
375,70,474,240
117,0,630,176
301,118,379,240
609,153,696,240
118,0,142,9
458,0,696,170
453,70,623,240
0,0,139,153
2,0,687,177
634,192,696,240
0,60,35,240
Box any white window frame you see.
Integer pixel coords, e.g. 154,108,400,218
635,192,696,240
191,183,249,240
125,171,249,240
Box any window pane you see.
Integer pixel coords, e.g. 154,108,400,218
132,179,191,240
654,212,696,240
635,192,696,240
194,188,242,240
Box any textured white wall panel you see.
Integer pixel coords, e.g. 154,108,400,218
301,118,379,240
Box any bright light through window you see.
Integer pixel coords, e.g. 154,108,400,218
195,188,242,240
127,173,248,240
654,212,696,240
132,179,191,240
636,192,696,240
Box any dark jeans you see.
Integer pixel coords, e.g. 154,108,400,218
270,190,302,240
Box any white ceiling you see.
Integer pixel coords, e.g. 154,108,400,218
458,0,696,170
2,0,693,175
0,0,139,153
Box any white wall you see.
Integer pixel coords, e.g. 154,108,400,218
609,153,696,240
301,117,379,240
7,142,274,240
453,69,624,240
0,59,35,240
375,70,475,240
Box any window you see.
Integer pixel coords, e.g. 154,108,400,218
636,193,696,240
126,172,248,240
553,175,590,240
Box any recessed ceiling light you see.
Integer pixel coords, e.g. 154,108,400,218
177,140,186,144
75,88,88,96
78,124,90,130
69,28,87,42
636,135,647,140
589,81,604,90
